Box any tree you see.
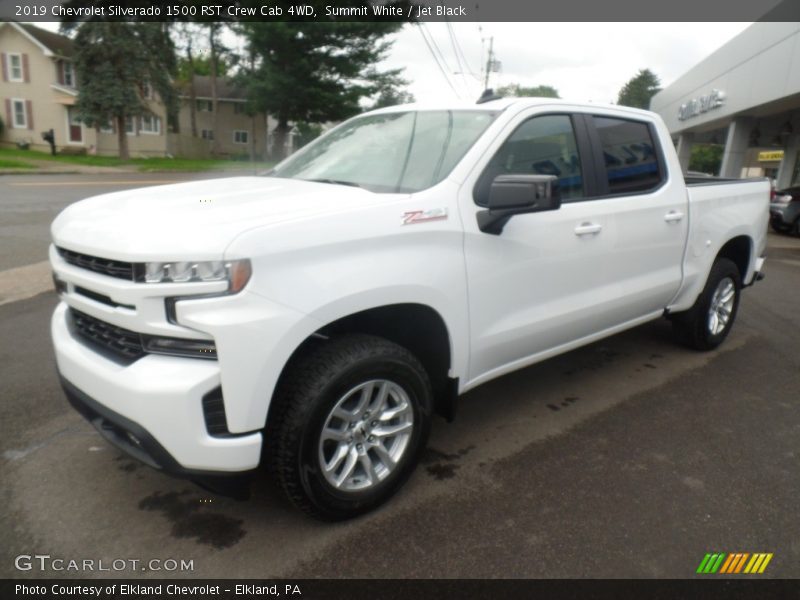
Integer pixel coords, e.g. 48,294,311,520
206,23,226,155
175,24,202,138
689,144,724,175
370,88,415,110
62,22,177,160
294,122,325,149
177,53,230,81
617,69,661,109
497,83,560,98
237,20,404,159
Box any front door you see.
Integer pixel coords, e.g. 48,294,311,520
462,112,618,384
67,107,82,144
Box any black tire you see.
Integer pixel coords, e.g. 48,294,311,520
670,257,742,351
793,217,800,237
265,334,432,520
771,220,790,234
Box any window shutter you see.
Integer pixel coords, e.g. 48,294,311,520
22,54,30,83
4,99,11,127
57,61,64,85
1,54,7,82
26,100,33,130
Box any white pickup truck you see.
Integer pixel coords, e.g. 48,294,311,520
50,98,769,519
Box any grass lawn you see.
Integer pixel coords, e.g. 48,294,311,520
0,146,273,172
0,158,36,169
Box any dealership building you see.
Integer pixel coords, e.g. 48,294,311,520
650,22,800,187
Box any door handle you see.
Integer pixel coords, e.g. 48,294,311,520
664,210,684,223
574,222,602,236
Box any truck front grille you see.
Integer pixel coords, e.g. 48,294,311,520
58,247,136,281
69,308,146,362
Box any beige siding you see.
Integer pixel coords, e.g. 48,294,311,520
0,24,70,153
0,23,169,157
1,23,274,159
173,97,270,158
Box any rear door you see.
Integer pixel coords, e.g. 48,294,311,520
584,115,688,321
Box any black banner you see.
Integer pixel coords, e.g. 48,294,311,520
3,579,800,600
2,0,800,22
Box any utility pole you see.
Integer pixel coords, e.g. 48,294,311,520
483,36,494,90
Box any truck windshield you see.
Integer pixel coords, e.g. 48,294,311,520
269,110,497,193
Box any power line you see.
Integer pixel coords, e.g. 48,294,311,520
446,20,481,83
415,23,461,98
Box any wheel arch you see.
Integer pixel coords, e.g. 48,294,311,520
715,235,752,283
268,303,458,429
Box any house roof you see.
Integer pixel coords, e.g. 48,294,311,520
9,22,74,57
183,75,247,101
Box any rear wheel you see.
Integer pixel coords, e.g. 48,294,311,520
266,334,432,520
671,258,741,351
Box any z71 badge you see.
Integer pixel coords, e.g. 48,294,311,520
402,208,448,225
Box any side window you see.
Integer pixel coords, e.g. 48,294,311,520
593,117,662,194
475,114,584,205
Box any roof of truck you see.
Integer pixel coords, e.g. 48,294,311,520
368,97,657,119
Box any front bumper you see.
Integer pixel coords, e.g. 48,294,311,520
52,302,262,474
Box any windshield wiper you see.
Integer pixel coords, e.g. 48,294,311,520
306,178,363,188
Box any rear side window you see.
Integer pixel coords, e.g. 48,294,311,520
593,117,662,195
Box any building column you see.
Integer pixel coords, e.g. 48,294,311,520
776,133,800,188
719,117,755,179
675,132,695,174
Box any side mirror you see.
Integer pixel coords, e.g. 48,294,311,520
477,174,561,234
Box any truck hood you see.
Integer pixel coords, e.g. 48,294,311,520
51,176,383,261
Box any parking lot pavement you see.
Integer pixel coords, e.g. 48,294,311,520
1,173,799,578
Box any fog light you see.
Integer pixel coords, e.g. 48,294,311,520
142,336,217,359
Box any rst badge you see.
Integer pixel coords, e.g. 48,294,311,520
402,208,448,225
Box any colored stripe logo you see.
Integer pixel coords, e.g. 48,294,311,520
696,553,773,574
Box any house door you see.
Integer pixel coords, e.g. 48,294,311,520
67,107,82,143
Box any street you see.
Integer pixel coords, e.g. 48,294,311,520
1,172,799,579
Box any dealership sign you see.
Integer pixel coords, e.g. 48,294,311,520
758,150,784,162
678,89,726,121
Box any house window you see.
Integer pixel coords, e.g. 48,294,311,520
201,129,214,140
197,100,213,112
141,81,153,100
8,53,24,82
12,99,27,128
125,117,135,135
233,130,248,144
233,103,245,115
140,114,161,134
63,62,75,87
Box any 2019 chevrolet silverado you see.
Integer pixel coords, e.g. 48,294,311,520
50,98,769,519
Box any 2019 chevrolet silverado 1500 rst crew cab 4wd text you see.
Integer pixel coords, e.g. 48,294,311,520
50,98,769,519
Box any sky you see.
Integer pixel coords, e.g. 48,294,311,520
384,22,752,104
34,21,752,104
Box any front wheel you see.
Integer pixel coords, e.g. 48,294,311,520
266,334,432,520
670,257,742,351
771,220,790,234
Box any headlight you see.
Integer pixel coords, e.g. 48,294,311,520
139,259,251,292
142,335,217,359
